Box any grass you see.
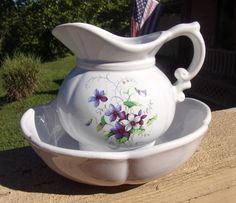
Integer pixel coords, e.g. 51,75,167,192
0,55,76,151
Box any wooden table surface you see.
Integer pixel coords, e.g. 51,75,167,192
0,108,235,203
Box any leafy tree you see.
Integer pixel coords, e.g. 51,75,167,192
0,0,132,62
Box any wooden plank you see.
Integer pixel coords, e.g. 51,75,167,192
190,185,236,203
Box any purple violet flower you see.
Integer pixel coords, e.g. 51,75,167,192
120,113,141,131
137,110,147,125
88,89,108,107
120,110,147,131
111,122,130,139
105,104,126,122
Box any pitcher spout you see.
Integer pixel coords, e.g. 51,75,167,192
52,23,168,63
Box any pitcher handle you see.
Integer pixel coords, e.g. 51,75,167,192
165,22,205,102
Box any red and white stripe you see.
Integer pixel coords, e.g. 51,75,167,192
140,0,159,28
131,0,159,37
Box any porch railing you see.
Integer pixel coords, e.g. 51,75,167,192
203,48,236,79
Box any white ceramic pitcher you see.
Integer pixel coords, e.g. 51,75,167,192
52,22,205,151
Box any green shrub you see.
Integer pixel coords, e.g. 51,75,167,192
1,53,41,101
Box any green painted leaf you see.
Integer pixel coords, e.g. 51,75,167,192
123,101,140,108
117,137,128,144
96,123,105,131
131,128,138,134
147,115,158,126
101,115,107,125
139,127,145,133
131,127,145,135
96,116,108,131
104,131,114,138
140,126,145,131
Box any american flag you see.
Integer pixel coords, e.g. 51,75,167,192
131,0,162,37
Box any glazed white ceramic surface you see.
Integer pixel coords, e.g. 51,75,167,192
51,22,206,151
20,98,211,186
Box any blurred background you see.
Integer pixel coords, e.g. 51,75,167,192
155,0,236,110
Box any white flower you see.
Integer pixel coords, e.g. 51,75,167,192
120,113,141,131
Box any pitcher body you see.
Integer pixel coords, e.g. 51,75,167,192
53,22,205,151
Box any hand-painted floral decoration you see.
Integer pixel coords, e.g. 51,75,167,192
88,89,108,107
105,104,126,122
86,76,157,144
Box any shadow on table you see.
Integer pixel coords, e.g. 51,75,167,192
0,147,139,195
